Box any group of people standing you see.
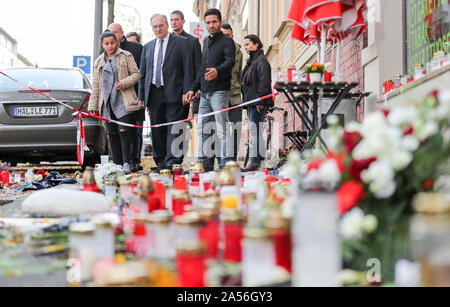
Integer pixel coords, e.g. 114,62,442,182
88,8,273,174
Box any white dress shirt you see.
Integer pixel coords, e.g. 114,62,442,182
152,34,170,86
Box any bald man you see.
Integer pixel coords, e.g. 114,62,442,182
108,23,145,170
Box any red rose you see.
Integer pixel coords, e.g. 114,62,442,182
36,169,47,179
307,159,324,171
337,181,366,215
343,131,363,153
350,157,377,181
422,179,434,191
381,109,390,117
403,125,414,136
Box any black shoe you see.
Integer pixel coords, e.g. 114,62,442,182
241,164,261,173
152,165,166,173
130,162,139,173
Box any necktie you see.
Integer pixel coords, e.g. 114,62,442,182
155,39,164,88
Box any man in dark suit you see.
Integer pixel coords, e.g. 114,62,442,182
138,14,193,172
170,10,202,119
108,23,145,170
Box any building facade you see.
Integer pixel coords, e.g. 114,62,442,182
0,27,33,69
193,0,449,160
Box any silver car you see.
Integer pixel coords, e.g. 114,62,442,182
0,67,107,166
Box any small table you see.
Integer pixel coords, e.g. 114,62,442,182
275,81,370,153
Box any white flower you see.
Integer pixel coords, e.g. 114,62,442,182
281,197,295,220
282,151,303,180
353,127,399,160
369,179,397,199
437,90,450,118
361,160,397,199
327,115,339,126
360,112,388,137
401,135,420,152
345,121,361,133
362,215,378,233
418,121,439,141
318,159,341,185
340,208,365,239
390,150,413,171
388,106,418,126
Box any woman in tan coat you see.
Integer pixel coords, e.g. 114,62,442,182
89,31,141,174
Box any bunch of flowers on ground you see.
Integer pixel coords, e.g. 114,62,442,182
282,89,450,282
94,163,127,191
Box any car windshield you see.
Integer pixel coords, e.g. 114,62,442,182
0,69,89,90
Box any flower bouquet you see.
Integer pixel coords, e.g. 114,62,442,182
305,62,325,83
283,89,450,283
94,163,128,192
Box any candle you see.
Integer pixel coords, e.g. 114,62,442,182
292,192,341,287
176,242,207,287
93,221,115,261
146,210,175,261
69,223,97,282
242,228,276,286
222,210,244,263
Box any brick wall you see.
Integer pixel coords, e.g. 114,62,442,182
270,35,365,154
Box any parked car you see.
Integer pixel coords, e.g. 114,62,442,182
0,67,107,166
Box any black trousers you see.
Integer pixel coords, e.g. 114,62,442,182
105,107,138,165
148,85,185,168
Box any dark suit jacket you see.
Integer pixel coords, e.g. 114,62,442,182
120,38,144,120
178,31,202,81
138,33,193,105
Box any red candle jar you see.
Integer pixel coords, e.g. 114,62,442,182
147,191,162,212
174,176,187,191
383,80,394,94
222,210,244,263
267,219,292,273
324,72,333,82
198,209,220,259
82,184,102,193
176,242,207,287
172,164,183,177
287,67,295,82
172,191,192,217
271,229,292,273
2,170,10,186
191,173,200,184
153,181,166,210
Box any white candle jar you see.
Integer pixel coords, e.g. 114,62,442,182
69,222,97,282
292,192,341,287
146,211,175,260
242,228,276,286
94,221,115,261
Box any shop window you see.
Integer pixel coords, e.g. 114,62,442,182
405,0,450,75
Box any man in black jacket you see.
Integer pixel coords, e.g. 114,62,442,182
138,14,194,171
108,23,145,170
185,8,235,172
170,10,202,118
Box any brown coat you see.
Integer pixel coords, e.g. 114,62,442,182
88,48,141,115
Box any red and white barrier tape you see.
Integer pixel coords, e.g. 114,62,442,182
0,70,279,165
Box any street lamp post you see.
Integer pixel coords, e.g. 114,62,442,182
93,0,104,59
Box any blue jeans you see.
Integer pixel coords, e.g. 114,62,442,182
197,91,230,171
248,106,267,165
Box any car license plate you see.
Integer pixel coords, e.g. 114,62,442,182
13,106,58,118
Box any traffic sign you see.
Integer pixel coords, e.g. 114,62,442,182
73,56,91,74
190,22,207,47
